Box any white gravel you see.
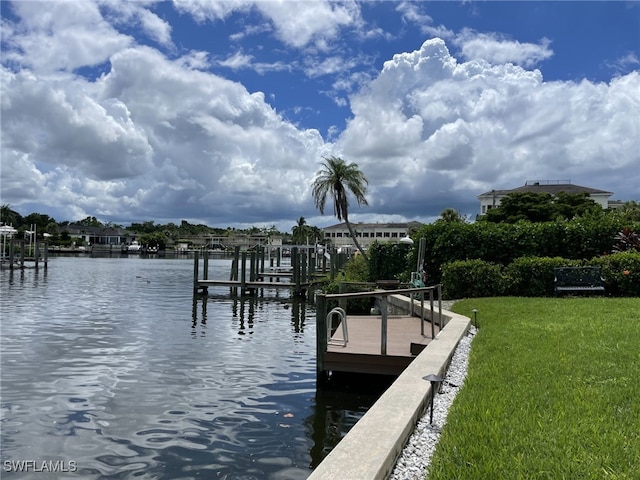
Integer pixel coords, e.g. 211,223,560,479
388,304,476,480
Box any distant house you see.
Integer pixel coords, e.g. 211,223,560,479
62,225,129,246
477,180,615,215
322,221,422,250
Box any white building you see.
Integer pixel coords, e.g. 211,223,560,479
322,221,422,250
477,180,614,215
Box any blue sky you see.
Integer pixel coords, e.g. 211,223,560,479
1,1,639,232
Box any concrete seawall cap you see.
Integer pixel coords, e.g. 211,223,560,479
308,309,470,480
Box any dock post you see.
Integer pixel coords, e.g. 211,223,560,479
203,250,209,281
380,295,388,355
241,251,247,295
34,240,39,269
292,247,300,296
19,240,25,269
259,246,265,276
250,251,257,282
429,288,435,338
300,251,307,296
8,239,15,270
437,284,443,328
193,251,199,296
44,241,49,269
329,251,336,280
308,247,315,279
419,289,425,335
338,282,347,313
315,293,328,383
231,247,240,295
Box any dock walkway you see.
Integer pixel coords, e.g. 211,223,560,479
316,286,445,378
325,314,441,375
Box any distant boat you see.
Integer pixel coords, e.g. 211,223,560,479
123,241,142,253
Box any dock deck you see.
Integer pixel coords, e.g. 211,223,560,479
197,279,307,289
324,314,441,376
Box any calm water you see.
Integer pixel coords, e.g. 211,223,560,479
0,256,386,479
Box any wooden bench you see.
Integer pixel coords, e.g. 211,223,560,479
554,267,605,295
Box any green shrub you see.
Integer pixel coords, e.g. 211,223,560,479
344,253,368,281
367,241,412,282
505,256,579,297
323,255,374,313
441,259,507,299
413,215,628,285
589,251,640,296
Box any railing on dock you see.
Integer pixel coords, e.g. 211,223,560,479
315,284,443,378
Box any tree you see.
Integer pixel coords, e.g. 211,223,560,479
291,216,309,245
1,204,22,227
312,156,369,261
437,208,466,223
553,192,600,220
484,192,556,223
76,216,103,228
616,201,640,222
482,192,604,223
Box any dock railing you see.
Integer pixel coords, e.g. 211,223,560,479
315,284,443,377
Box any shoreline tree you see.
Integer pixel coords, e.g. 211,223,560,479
312,156,369,261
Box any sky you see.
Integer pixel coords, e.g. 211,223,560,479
1,1,639,233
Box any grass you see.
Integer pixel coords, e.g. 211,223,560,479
427,297,640,480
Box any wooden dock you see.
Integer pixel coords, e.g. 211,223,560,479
1,239,49,270
315,286,444,378
324,314,441,376
193,246,346,298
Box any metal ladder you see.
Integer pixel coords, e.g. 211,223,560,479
327,307,348,347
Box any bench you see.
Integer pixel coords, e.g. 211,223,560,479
554,267,605,295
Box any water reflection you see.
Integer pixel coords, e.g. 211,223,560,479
307,373,395,468
193,295,309,339
1,257,389,479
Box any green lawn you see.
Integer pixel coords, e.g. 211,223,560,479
428,297,640,480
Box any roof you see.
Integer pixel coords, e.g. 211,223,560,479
478,182,613,198
323,221,423,231
63,225,128,236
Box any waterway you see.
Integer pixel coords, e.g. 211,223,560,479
0,256,388,479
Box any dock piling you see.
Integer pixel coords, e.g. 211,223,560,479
315,293,328,380
193,251,200,296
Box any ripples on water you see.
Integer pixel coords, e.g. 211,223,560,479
0,256,386,479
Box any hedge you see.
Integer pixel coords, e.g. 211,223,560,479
441,252,640,299
413,216,630,286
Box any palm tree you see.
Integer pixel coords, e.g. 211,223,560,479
291,216,309,245
312,156,369,261
1,204,21,227
438,208,465,223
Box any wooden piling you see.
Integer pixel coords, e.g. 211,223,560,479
241,251,247,294
203,250,209,281
380,295,388,355
8,239,15,269
315,293,328,380
193,251,200,296
231,246,240,295
19,240,25,269
259,246,265,275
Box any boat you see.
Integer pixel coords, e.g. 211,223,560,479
123,241,142,253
